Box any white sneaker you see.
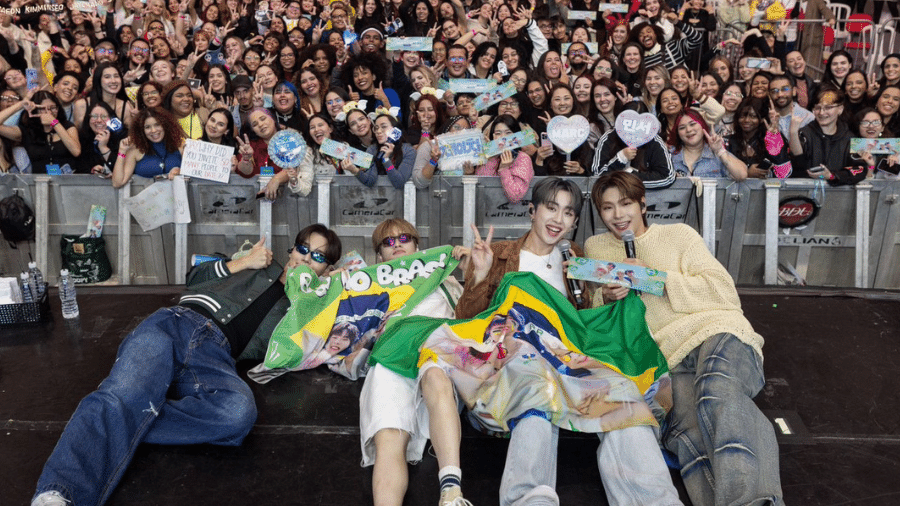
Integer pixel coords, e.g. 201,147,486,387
439,485,474,506
31,491,69,506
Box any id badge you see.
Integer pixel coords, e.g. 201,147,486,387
46,164,61,175
260,165,274,176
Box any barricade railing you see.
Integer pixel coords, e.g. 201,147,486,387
2,174,899,290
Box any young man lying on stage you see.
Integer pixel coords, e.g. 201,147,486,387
31,225,342,506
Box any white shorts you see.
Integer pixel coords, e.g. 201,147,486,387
359,362,431,467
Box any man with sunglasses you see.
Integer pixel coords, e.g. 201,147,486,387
31,225,342,506
358,218,472,506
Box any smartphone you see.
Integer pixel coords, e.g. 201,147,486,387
808,165,826,175
106,118,123,132
877,157,900,175
746,58,772,69
541,132,554,154
187,78,202,89
26,69,38,92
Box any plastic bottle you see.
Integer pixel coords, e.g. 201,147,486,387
28,261,45,298
59,269,80,319
20,272,35,303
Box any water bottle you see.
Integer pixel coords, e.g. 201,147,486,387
59,269,80,319
20,272,35,303
28,261,45,298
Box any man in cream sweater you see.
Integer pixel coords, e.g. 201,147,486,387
584,172,784,506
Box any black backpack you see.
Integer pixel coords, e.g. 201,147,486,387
0,194,35,247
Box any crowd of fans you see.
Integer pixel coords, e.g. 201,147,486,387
0,0,896,197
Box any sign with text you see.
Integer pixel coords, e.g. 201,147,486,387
180,139,234,183
386,37,434,51
850,137,900,155
483,130,537,158
597,3,630,12
567,257,667,296
448,78,498,94
567,10,597,19
436,129,486,175
615,110,661,148
320,139,373,169
473,81,516,112
123,177,191,232
546,115,591,154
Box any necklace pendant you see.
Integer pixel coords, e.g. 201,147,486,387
546,263,552,269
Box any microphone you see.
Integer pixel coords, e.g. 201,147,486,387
622,230,636,259
557,240,584,306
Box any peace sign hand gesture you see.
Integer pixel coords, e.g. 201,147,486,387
766,98,780,133
703,129,725,154
236,134,254,158
469,224,495,285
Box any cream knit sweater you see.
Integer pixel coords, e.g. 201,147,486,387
584,223,764,368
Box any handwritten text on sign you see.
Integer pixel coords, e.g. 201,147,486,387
180,139,235,183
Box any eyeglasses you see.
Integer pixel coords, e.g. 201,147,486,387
380,234,415,248
244,55,261,61
34,106,59,113
499,101,518,108
723,91,743,98
595,66,612,74
142,90,160,97
326,99,343,106
571,50,586,57
448,57,466,64
290,243,327,263
0,95,20,101
511,77,526,85
860,120,883,127
812,104,840,113
89,114,110,120
769,86,792,94
132,47,150,54
96,48,115,55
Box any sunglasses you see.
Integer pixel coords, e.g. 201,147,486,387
290,243,327,263
381,234,414,247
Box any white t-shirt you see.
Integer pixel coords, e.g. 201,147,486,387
519,248,567,295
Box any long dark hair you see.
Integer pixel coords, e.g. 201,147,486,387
728,97,771,164
373,113,404,168
130,107,184,154
78,100,128,153
19,91,70,144
88,62,128,107
201,107,236,147
587,77,624,135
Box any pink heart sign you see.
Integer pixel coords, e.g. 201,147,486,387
615,110,661,148
546,115,591,154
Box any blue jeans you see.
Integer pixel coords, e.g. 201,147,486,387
500,416,682,506
663,333,783,506
33,307,258,506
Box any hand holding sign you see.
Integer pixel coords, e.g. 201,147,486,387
615,110,661,148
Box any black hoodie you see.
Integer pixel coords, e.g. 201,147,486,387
793,120,866,186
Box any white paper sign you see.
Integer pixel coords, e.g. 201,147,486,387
567,10,597,20
124,177,191,232
179,139,234,183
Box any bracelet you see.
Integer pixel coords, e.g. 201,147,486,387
118,152,127,159
385,163,395,171
50,119,59,128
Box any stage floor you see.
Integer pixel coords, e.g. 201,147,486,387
2,286,900,505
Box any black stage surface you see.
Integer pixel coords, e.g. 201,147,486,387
2,286,900,505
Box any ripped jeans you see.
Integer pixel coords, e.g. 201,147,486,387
34,307,257,506
663,333,784,506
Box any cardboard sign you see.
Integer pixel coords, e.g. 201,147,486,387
850,137,900,155
436,129,486,175
483,130,537,158
319,139,373,169
567,10,597,19
597,3,630,12
546,115,591,154
180,139,235,183
473,81,517,112
562,42,599,55
615,110,661,148
123,177,191,232
448,79,498,94
385,37,433,51
567,257,667,296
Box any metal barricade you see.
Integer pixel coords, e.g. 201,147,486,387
2,173,900,289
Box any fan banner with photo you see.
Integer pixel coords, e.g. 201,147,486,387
247,246,459,384
370,272,671,435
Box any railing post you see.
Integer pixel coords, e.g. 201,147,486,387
403,180,416,227
701,179,717,254
317,176,332,228
462,176,479,247
118,180,132,284
764,179,782,285
34,175,50,278
259,177,273,249
855,182,872,288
